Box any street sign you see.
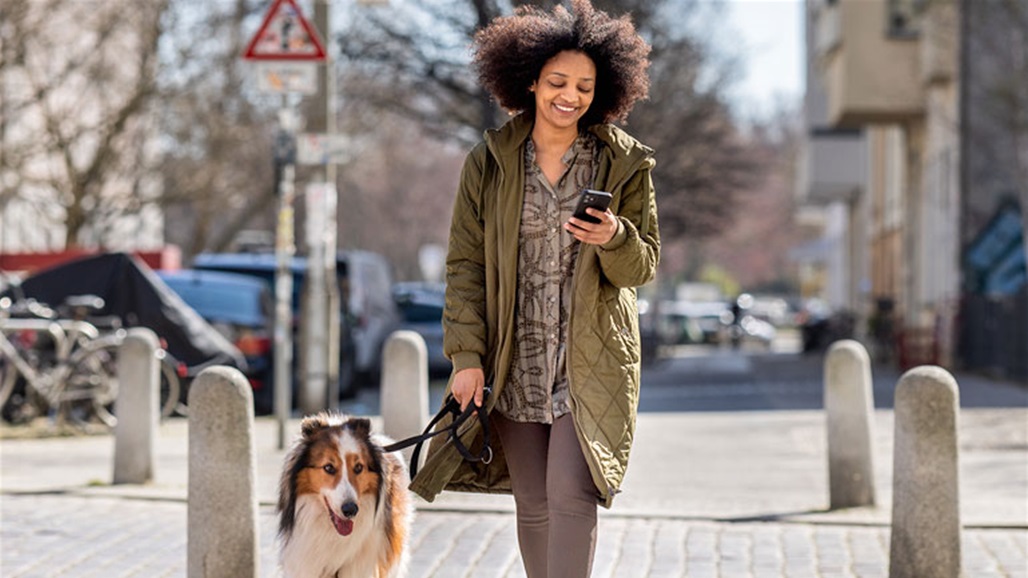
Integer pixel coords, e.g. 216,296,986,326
243,0,326,61
256,61,317,94
297,133,357,165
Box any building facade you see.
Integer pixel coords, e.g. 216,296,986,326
799,0,1026,379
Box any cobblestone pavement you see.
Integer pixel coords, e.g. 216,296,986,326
2,349,1025,577
2,493,1025,578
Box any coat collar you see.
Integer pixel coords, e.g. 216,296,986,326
483,113,653,190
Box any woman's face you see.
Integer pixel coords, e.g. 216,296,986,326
531,50,596,133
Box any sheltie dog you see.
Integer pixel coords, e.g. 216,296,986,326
278,413,413,578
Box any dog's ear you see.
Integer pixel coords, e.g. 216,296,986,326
346,417,372,439
300,413,331,439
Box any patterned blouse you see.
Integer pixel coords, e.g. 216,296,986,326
496,133,599,423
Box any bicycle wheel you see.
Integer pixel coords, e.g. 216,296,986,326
63,343,118,427
0,356,15,416
0,357,37,424
0,348,48,425
62,344,180,426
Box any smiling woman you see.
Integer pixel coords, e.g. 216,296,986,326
411,2,660,577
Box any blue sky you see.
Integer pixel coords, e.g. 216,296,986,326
722,0,804,121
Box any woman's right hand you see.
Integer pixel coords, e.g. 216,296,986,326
451,367,485,411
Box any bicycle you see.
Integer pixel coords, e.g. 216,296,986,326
0,290,180,428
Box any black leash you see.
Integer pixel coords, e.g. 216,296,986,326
382,388,493,479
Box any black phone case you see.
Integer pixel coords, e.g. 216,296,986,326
572,189,613,224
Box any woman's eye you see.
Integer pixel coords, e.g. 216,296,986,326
548,81,565,89
354,463,364,475
578,87,593,94
323,464,337,475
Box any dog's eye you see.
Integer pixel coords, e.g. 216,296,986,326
354,463,364,475
323,464,337,476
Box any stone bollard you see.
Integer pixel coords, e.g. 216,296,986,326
889,366,961,578
113,327,160,485
824,339,876,509
188,366,259,578
380,331,429,466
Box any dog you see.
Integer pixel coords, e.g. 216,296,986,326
278,412,413,578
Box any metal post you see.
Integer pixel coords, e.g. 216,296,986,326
274,106,297,450
305,0,340,410
300,183,328,414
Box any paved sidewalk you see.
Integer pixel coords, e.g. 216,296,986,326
2,493,1025,578
1,405,1026,576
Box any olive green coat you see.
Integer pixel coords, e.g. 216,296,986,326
409,113,660,508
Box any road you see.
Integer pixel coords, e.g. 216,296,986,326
637,343,1028,413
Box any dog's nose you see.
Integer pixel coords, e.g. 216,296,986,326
341,502,359,519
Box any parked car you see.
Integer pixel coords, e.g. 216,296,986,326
342,251,403,383
392,282,450,377
157,269,275,414
191,250,400,395
656,300,729,345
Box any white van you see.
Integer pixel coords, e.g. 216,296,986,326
340,250,402,382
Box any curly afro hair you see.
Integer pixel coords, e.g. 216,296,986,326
472,0,651,127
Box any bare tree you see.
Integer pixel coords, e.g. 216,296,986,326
334,0,763,259
628,20,765,242
1,0,169,250
333,116,466,280
701,106,807,293
156,0,282,259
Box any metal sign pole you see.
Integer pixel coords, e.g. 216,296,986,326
243,0,327,449
316,0,342,410
274,107,297,450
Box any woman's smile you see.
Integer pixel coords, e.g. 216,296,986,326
531,50,596,132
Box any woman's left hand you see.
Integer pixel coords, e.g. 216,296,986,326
565,208,618,246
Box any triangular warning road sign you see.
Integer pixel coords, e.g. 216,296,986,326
243,0,326,61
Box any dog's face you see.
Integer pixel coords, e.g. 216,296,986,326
279,413,384,538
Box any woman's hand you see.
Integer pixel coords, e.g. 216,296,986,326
451,367,485,411
565,208,618,246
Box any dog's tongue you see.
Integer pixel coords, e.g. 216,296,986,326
329,510,353,536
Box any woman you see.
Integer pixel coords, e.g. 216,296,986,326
409,1,659,576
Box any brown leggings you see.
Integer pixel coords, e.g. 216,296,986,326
493,413,598,578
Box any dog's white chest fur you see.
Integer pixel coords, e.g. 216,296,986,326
280,495,387,578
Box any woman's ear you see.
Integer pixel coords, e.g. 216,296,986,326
529,81,536,93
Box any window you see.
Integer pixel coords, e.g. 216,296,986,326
887,0,923,38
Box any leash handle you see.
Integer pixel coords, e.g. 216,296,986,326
383,388,493,480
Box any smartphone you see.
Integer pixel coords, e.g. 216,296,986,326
571,189,613,224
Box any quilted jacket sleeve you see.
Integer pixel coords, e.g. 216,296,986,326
597,158,660,288
442,146,489,372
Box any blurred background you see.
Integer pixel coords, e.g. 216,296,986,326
0,0,1025,418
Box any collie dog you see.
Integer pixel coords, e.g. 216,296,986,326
278,413,413,578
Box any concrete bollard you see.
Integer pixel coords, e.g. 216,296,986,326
889,365,962,578
188,366,259,578
824,339,876,509
380,331,429,466
113,327,160,485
